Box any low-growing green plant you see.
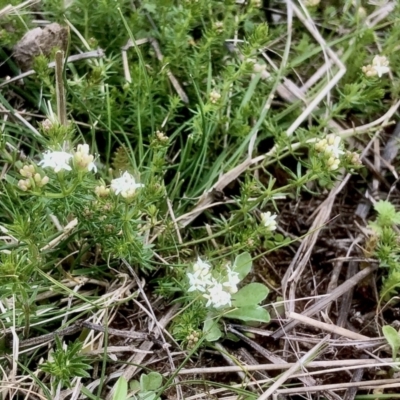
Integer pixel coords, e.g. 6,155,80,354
382,325,400,364
40,336,91,392
2,0,400,397
367,200,400,300
112,372,163,400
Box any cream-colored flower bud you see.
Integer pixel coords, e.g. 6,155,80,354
214,21,224,33
362,65,377,77
74,144,97,172
253,63,267,73
315,139,327,152
95,185,110,197
41,176,50,186
41,118,53,131
34,173,41,183
357,7,367,20
327,157,340,171
20,164,36,178
18,180,29,191
156,130,168,142
209,90,221,104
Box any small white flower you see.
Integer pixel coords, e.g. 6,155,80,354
325,134,344,159
187,270,212,292
111,171,144,198
223,266,240,294
203,280,232,308
193,257,212,274
187,257,212,292
38,151,73,173
261,211,278,231
372,55,390,77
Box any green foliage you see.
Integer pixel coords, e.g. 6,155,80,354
382,325,400,362
203,318,222,342
233,252,253,281
112,377,130,400
232,283,269,307
368,201,400,299
2,0,400,395
40,337,91,390
111,373,163,400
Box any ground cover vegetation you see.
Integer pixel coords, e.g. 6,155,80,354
1,0,400,398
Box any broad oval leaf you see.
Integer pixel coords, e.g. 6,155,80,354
225,306,270,323
232,283,269,307
144,372,163,391
233,252,252,280
112,377,128,400
203,318,222,342
382,325,400,359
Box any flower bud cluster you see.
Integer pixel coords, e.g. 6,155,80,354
156,130,168,143
74,144,96,172
209,90,221,104
345,151,362,166
315,134,344,171
187,258,241,309
95,185,110,197
214,21,224,34
41,118,53,131
186,331,200,349
18,164,49,191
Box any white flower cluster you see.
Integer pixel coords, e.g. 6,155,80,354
110,171,144,199
39,144,97,173
187,258,241,309
362,55,390,78
315,134,344,171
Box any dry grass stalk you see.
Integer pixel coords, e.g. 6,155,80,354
287,312,370,340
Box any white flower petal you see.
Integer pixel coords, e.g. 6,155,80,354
38,151,73,173
111,171,144,197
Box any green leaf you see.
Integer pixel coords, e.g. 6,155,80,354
374,200,396,216
130,380,141,392
203,318,222,341
112,377,128,400
140,372,163,392
232,283,269,307
233,252,252,280
225,306,270,323
142,3,157,14
374,200,399,227
382,325,400,360
139,391,159,400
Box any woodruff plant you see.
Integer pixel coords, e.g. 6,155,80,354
3,118,155,274
367,200,400,300
183,252,271,343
